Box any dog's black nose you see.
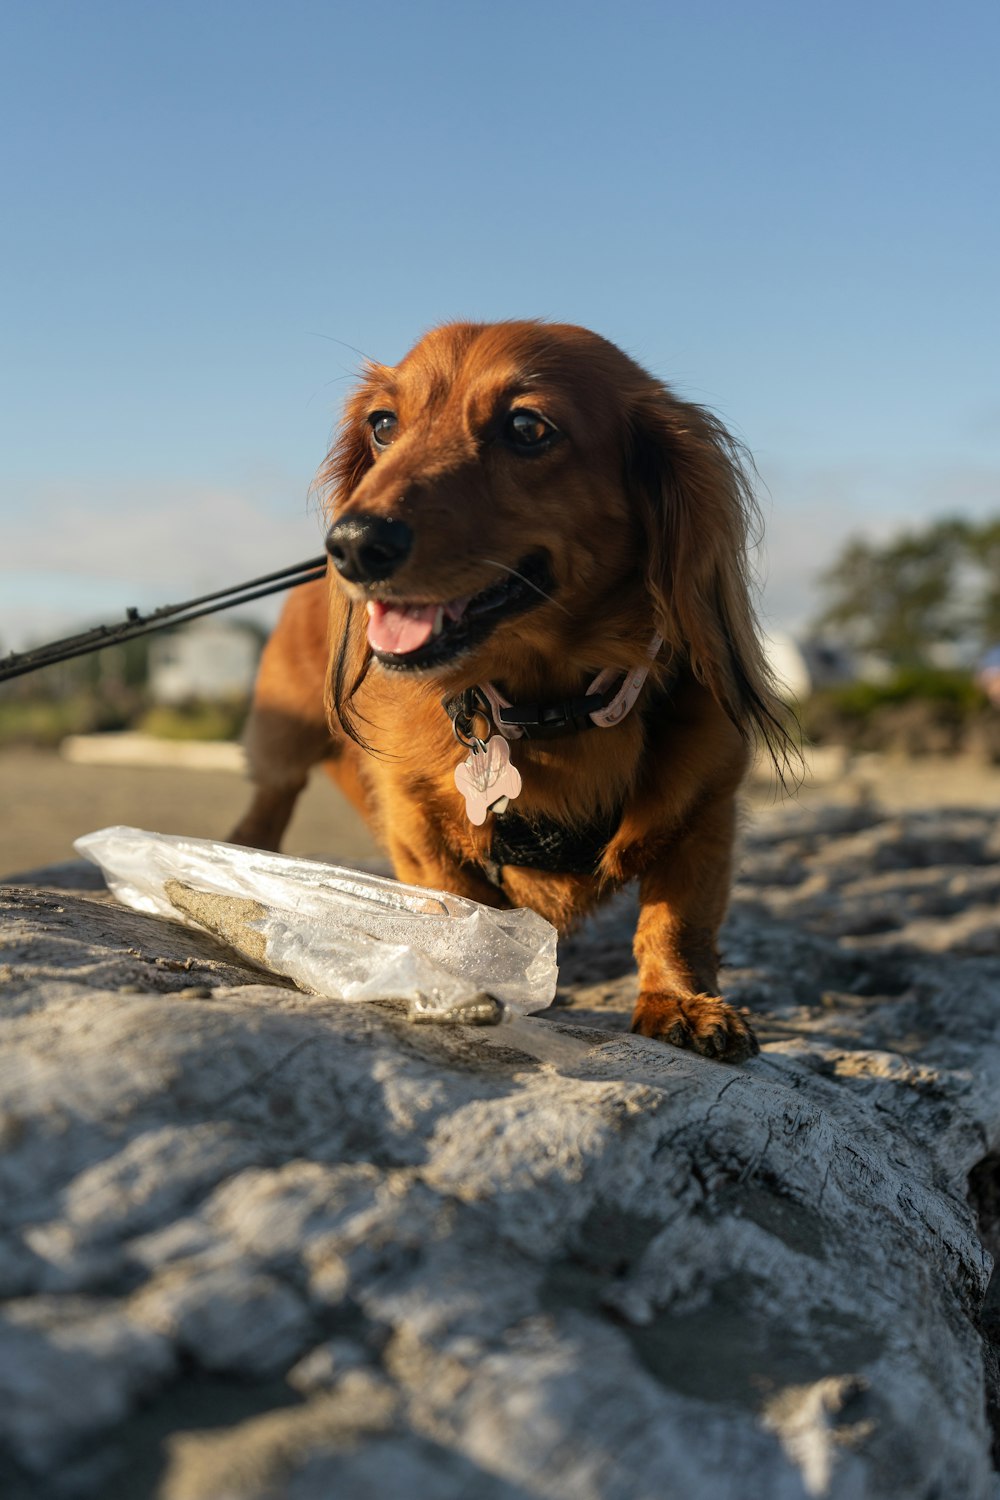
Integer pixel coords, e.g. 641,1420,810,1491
325,515,413,583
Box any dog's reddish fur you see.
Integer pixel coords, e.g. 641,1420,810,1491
232,321,791,1061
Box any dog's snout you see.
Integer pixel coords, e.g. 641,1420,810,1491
326,515,413,583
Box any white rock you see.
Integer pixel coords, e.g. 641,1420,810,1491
1,797,999,1497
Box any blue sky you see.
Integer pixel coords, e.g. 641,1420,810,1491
2,0,998,650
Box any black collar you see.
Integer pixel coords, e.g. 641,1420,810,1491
443,682,621,743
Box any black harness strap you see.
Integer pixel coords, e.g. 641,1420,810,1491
487,804,623,879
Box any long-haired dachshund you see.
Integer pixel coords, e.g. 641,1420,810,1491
231,321,792,1062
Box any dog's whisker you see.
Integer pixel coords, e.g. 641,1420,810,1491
478,558,573,616
305,331,383,367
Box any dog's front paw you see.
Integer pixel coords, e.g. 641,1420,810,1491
630,992,759,1063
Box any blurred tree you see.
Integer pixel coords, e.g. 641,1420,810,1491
813,517,1000,666
968,517,1000,644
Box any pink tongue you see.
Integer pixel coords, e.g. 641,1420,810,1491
367,601,438,655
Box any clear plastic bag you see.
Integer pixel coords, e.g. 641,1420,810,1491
75,827,558,1022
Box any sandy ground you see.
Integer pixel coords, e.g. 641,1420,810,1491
0,748,383,880
1,744,997,883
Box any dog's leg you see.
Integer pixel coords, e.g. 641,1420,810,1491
229,579,334,852
375,788,510,908
229,714,335,851
496,867,602,935
631,794,758,1063
389,836,509,907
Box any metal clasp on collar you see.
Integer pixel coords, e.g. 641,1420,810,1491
448,687,495,749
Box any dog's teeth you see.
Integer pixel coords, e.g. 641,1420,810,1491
431,607,445,637
366,601,376,618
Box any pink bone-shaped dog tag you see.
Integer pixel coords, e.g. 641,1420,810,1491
454,735,522,825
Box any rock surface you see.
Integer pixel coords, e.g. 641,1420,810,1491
1,789,1000,1498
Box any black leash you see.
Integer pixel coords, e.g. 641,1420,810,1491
0,557,328,684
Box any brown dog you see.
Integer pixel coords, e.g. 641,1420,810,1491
231,321,791,1061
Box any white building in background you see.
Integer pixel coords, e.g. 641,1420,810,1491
148,620,260,705
763,630,856,702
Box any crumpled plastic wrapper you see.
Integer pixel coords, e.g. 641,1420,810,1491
75,826,558,1023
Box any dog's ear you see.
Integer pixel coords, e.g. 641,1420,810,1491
627,384,794,771
315,380,378,515
314,381,378,747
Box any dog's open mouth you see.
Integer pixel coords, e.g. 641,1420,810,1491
365,553,552,671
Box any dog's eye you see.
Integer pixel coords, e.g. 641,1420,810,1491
504,409,557,452
368,411,399,450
